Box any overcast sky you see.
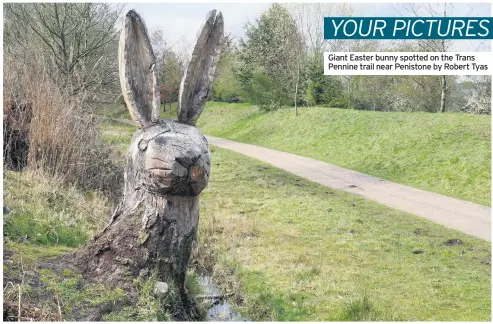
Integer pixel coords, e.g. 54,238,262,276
124,2,491,52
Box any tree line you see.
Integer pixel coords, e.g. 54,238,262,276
210,3,491,114
2,2,490,201
3,3,491,118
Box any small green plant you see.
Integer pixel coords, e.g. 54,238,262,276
38,268,128,318
185,269,204,297
336,295,383,321
104,270,206,321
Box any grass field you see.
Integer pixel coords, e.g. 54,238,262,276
3,170,205,321
196,102,491,206
101,118,491,320
198,146,490,321
6,108,489,321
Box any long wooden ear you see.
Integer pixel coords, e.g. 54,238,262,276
119,10,160,128
178,10,223,125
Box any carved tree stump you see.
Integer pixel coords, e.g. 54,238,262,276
60,9,223,314
72,121,210,291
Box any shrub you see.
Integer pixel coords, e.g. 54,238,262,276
241,71,286,111
305,52,345,107
3,46,122,197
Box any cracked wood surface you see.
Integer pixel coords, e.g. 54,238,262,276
178,10,223,125
41,7,224,320
119,10,160,128
73,120,210,289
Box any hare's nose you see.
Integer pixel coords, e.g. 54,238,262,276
175,154,202,169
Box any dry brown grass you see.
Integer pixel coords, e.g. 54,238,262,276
3,46,122,198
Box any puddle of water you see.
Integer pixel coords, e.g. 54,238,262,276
198,274,247,322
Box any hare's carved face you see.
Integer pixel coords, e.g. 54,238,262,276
119,9,222,197
131,121,210,196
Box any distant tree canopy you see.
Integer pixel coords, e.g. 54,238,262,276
305,51,346,107
4,3,490,115
235,4,303,111
213,51,242,103
160,50,182,108
211,34,242,103
211,3,491,115
149,28,184,111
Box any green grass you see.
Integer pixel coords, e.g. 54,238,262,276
5,111,490,321
103,102,179,121
198,146,491,321
97,109,491,320
3,239,180,321
3,169,206,321
37,267,127,318
99,119,135,154
102,269,203,321
4,170,112,247
2,121,206,321
3,170,122,320
196,102,491,206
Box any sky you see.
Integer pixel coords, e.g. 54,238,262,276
125,2,492,52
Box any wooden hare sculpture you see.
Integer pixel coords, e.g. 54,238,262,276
71,9,223,299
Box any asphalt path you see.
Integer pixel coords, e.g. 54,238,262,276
109,117,491,242
207,136,491,242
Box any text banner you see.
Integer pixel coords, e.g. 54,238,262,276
324,52,492,75
324,17,493,39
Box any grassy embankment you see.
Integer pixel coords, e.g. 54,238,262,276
4,105,490,321
197,102,491,206
101,113,491,321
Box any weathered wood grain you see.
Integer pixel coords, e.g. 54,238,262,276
178,10,224,125
72,120,210,289
119,10,160,128
59,9,222,320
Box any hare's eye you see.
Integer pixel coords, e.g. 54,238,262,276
138,139,148,151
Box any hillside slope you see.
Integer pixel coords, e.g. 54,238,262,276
197,103,491,206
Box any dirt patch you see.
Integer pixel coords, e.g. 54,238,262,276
444,239,464,247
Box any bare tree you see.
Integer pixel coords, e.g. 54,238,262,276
287,3,353,55
282,6,306,116
286,3,353,112
150,28,191,113
400,3,475,113
461,76,492,114
4,3,124,99
236,4,304,110
150,28,168,74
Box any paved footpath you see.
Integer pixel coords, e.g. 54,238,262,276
207,136,491,242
